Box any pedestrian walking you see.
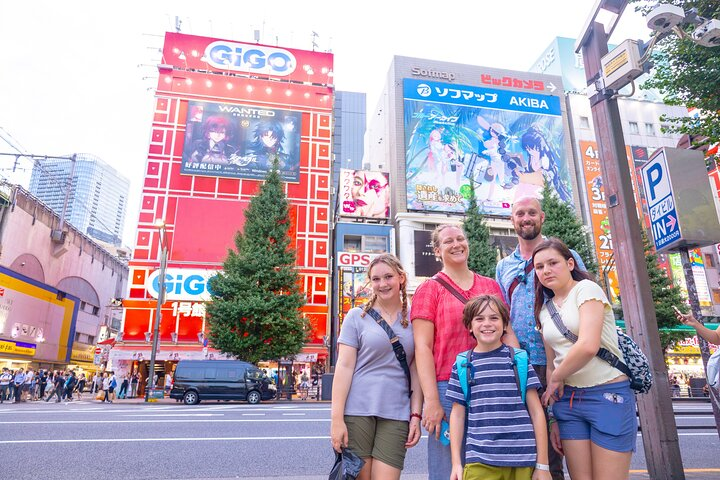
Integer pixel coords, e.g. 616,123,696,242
129,372,139,398
0,367,12,403
534,238,636,480
101,373,111,403
12,368,26,403
118,374,129,399
331,254,423,480
411,224,519,480
75,373,87,400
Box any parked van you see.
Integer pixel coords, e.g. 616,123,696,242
170,360,276,405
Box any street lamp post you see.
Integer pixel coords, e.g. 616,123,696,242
145,219,167,402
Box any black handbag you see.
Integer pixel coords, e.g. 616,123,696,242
328,447,365,480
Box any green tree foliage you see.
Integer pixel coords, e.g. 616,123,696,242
640,227,687,352
540,181,598,275
464,185,497,277
206,160,308,364
631,1,720,164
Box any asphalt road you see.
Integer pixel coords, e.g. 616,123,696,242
0,398,717,479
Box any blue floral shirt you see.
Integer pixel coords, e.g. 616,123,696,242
496,245,585,366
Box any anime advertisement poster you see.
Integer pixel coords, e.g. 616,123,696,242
181,100,302,182
338,268,371,329
338,169,390,219
579,141,628,302
403,78,572,216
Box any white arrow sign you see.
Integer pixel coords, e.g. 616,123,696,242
547,82,557,93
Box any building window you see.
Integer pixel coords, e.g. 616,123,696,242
629,122,639,134
579,116,590,129
343,235,362,252
645,123,655,136
362,235,387,253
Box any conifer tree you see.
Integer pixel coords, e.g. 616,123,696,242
464,184,497,277
640,227,686,353
206,159,308,364
540,181,598,275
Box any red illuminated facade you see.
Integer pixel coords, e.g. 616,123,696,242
111,33,333,375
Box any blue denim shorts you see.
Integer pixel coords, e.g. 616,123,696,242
552,380,637,453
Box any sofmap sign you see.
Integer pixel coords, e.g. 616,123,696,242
640,150,680,251
145,268,220,301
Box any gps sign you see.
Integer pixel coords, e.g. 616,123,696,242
337,252,380,268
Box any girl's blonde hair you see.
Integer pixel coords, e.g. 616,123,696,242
361,253,409,327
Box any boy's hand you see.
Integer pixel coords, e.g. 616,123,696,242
532,469,553,480
450,464,464,480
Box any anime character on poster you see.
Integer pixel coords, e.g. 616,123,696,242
189,116,237,165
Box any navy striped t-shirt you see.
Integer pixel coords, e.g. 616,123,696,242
446,344,541,467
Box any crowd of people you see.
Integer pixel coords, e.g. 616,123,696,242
330,195,677,480
0,369,148,404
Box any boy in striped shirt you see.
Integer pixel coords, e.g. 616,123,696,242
447,295,551,480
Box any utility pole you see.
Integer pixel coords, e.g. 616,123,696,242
576,6,685,479
678,248,720,437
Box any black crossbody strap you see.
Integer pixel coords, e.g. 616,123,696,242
366,308,412,398
545,299,633,379
432,275,468,305
507,260,534,305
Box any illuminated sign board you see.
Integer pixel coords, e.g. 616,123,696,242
337,252,380,268
204,41,296,76
0,338,36,356
145,268,220,302
403,78,571,216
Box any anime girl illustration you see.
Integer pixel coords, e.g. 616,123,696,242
245,119,289,170
189,116,237,165
521,126,572,203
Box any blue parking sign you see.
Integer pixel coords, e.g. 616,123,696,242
641,151,681,251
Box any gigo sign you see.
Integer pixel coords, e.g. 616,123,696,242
337,252,380,268
204,41,296,76
145,268,220,301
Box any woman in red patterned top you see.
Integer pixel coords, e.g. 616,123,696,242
412,224,519,480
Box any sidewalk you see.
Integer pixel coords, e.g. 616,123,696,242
109,394,330,405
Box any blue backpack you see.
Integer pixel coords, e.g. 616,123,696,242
455,346,529,403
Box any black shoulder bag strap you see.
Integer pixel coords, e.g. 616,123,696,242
365,308,412,398
507,260,534,305
432,275,468,305
545,299,632,379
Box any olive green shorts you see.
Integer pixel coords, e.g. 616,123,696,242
344,415,409,470
464,462,533,480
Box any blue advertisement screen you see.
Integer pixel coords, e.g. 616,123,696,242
403,78,572,216
181,100,302,182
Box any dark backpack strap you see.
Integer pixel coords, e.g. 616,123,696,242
507,260,534,305
431,275,468,305
545,299,633,379
366,308,412,398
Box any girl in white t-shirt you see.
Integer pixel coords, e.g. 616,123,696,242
532,238,636,480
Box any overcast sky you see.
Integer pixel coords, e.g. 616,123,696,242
0,1,651,247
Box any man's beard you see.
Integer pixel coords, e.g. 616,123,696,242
515,222,541,240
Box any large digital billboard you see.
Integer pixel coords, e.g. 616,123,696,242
181,100,302,182
404,78,572,216
338,169,390,219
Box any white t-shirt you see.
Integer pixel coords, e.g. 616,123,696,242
539,279,625,388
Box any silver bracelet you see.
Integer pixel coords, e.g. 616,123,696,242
535,463,550,471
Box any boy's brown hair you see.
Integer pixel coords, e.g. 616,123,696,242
462,294,510,331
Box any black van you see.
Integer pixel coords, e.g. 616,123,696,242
170,360,276,405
